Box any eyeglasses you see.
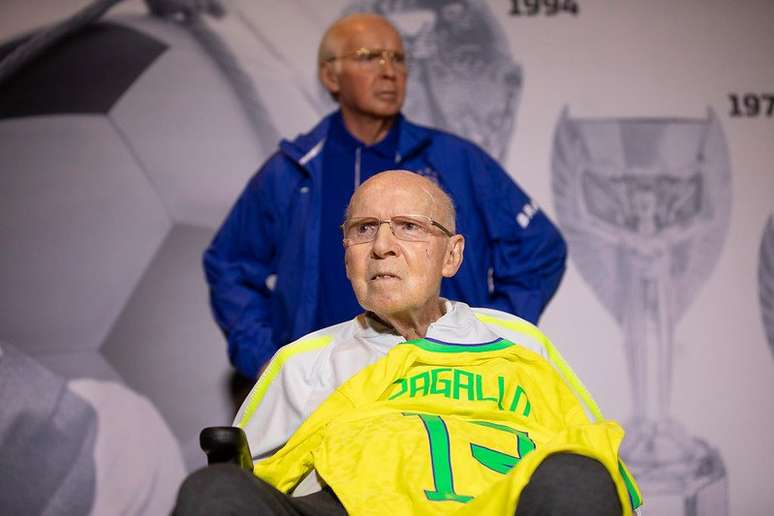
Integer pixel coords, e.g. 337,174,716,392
341,215,454,246
326,48,409,70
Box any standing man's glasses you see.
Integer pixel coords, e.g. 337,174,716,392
342,215,454,246
326,48,409,69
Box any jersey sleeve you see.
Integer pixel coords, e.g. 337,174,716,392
250,344,410,491
252,389,355,493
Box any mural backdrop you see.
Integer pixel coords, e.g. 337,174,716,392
1,0,772,515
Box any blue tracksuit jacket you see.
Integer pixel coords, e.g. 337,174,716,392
203,112,567,378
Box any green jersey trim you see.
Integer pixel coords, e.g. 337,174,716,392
618,460,643,510
404,337,514,353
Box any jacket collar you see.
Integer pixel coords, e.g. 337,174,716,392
278,111,434,171
278,114,331,166
395,115,433,163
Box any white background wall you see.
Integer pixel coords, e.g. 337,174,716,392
1,1,772,514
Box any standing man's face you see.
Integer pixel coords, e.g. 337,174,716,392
321,19,407,120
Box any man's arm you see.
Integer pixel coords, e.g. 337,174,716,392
232,336,335,461
203,169,278,379
473,152,567,324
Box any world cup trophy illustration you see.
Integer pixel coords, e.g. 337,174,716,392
760,215,774,359
551,109,731,515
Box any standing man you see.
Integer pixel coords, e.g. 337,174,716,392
204,13,566,380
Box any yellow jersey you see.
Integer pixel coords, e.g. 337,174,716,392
254,337,641,515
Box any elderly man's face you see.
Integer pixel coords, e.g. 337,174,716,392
322,19,407,120
344,174,462,319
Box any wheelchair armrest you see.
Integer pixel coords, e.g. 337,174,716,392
199,426,254,472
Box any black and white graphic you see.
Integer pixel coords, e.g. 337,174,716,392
552,109,731,514
0,16,260,480
760,215,774,358
0,342,184,515
3,1,774,514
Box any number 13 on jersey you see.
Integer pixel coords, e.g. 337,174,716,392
404,413,536,503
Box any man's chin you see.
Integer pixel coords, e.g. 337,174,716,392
367,101,403,118
361,296,406,318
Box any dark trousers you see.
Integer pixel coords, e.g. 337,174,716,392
172,454,623,515
172,464,345,516
516,453,623,516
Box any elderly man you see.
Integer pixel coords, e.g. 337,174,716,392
175,172,640,516
203,12,567,380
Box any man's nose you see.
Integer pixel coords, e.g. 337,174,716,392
379,56,398,77
371,222,399,257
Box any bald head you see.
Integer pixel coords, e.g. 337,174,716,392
318,13,402,65
346,171,456,232
344,170,465,327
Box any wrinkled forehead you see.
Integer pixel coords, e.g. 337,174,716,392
348,179,440,220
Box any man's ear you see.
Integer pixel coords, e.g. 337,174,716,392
441,234,465,278
319,62,340,96
344,245,353,280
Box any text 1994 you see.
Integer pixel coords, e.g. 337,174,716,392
510,0,579,16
